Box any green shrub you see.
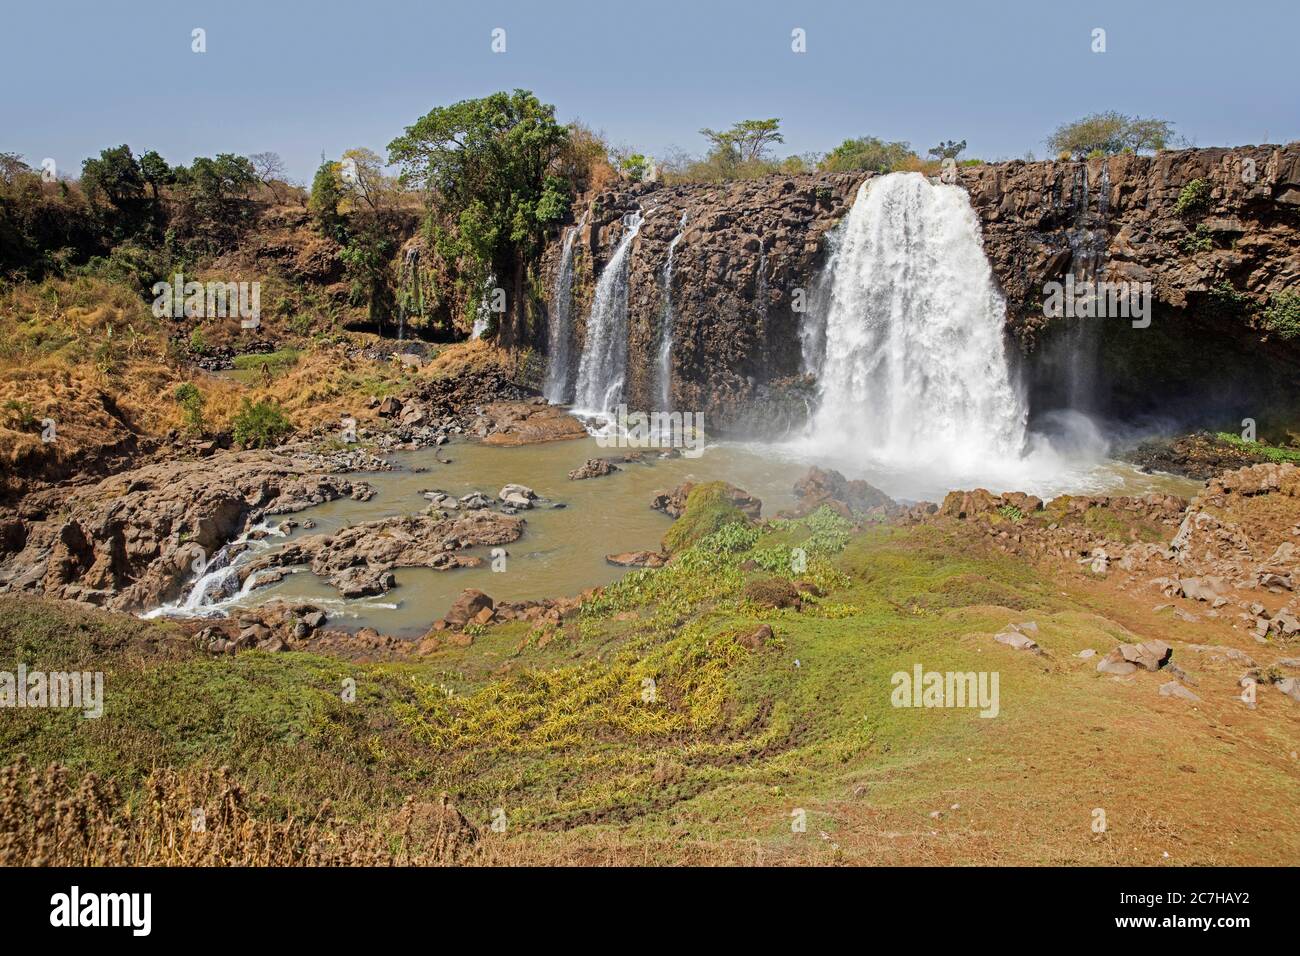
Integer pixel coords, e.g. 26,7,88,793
231,398,293,448
173,382,205,434
1174,178,1211,218
1262,292,1300,340
1180,223,1214,254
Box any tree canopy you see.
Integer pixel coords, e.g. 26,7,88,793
1047,112,1175,159
387,90,569,277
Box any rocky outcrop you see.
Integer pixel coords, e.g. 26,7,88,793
568,458,620,480
956,145,1300,343
252,511,525,598
650,481,762,520
779,467,894,519
472,399,588,446
0,450,376,612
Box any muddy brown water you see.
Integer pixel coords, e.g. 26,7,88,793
168,434,1200,638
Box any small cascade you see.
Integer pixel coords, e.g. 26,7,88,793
543,213,588,404
144,522,288,619
573,210,643,413
804,173,1027,471
655,211,688,409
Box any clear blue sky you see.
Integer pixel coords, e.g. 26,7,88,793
2,0,1296,182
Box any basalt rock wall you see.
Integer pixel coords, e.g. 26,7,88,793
536,145,1300,435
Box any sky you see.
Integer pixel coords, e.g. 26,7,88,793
2,0,1297,182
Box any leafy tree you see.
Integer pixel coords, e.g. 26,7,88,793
1047,112,1175,159
387,90,570,331
308,159,346,240
699,119,784,166
821,137,916,173
81,145,150,240
138,150,172,202
339,147,396,214
928,139,967,160
168,153,257,252
618,153,651,182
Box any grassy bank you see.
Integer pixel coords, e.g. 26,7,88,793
3,503,1296,865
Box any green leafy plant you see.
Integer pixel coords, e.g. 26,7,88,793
1174,178,1211,218
1262,291,1300,340
173,382,205,434
231,398,293,448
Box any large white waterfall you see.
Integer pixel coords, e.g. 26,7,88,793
804,173,1028,476
656,212,688,409
574,210,642,413
543,214,587,403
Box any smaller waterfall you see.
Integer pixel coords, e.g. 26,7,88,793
143,522,288,619
544,213,588,403
656,212,688,409
574,210,643,413
471,273,497,339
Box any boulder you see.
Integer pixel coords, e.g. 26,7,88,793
568,458,621,481
444,589,494,628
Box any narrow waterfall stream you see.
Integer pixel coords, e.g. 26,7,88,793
573,210,643,413
543,213,588,404
656,212,688,409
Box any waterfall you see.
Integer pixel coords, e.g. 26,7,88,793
804,172,1027,471
544,214,588,403
656,212,688,409
573,210,643,413
471,273,497,339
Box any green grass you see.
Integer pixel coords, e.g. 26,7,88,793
1215,431,1300,464
4,501,1298,864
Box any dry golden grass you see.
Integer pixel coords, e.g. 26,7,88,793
0,757,479,866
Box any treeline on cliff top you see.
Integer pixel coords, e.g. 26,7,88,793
1,93,1178,335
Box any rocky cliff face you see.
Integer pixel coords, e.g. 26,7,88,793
538,145,1300,436
957,144,1300,428
536,173,861,433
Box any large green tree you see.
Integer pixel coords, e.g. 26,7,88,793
388,90,569,336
